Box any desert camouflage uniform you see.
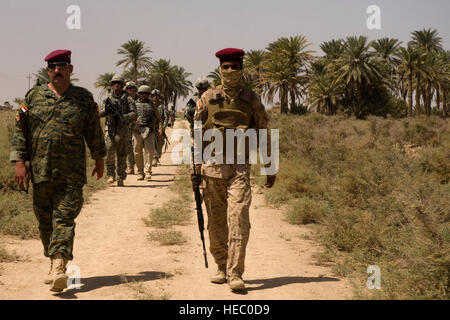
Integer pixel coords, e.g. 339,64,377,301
127,95,138,172
10,84,106,260
99,90,136,181
154,103,169,160
194,84,269,278
133,99,162,176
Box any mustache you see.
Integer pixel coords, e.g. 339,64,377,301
53,73,64,79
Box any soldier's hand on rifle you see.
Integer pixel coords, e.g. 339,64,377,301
91,158,104,180
264,175,276,188
14,161,31,191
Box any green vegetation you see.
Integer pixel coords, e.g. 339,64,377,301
147,230,187,246
226,29,449,118
95,39,193,109
260,112,449,299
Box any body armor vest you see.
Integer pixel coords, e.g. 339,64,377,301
201,86,256,164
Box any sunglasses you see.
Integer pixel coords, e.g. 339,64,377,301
221,64,241,70
138,92,149,95
112,81,124,86
48,62,69,70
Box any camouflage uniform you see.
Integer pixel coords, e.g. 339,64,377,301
126,95,138,173
134,98,162,177
99,90,136,181
10,84,106,260
194,84,269,279
184,92,199,137
154,103,169,160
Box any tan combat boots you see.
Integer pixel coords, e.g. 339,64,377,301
50,253,69,292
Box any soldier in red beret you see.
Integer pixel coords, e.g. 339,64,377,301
193,48,277,292
11,49,106,292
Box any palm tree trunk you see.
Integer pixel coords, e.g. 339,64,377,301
280,85,288,114
436,87,441,115
289,90,295,113
443,92,448,117
408,74,413,117
426,84,432,117
415,74,421,115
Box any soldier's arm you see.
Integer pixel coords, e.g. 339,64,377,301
10,93,33,163
98,98,108,118
162,107,169,129
252,94,272,163
193,94,208,124
123,97,137,122
154,107,163,131
83,93,107,160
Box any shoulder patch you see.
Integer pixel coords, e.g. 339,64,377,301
20,104,28,113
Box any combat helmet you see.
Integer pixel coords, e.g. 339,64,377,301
138,85,151,94
111,75,125,84
195,78,210,90
126,81,137,89
151,89,161,97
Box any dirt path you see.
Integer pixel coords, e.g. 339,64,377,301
0,121,352,300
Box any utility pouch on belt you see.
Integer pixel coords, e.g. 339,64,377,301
212,109,250,129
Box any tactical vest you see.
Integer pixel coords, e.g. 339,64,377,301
135,100,158,129
201,86,256,164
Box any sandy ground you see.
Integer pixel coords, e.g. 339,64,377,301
0,121,352,300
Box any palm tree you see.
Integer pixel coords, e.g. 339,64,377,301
94,72,115,98
207,67,221,86
332,36,384,107
244,49,266,94
307,75,343,115
170,65,192,111
396,46,422,117
260,55,292,113
320,39,344,60
266,35,314,111
116,39,152,84
147,59,177,104
409,29,445,116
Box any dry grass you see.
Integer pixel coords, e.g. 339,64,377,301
260,112,449,299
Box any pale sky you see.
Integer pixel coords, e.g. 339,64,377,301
0,0,448,109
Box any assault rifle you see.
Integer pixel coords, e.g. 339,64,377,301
191,145,208,268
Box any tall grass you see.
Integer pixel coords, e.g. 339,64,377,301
261,112,449,299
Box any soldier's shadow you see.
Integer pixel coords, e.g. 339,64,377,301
55,271,170,299
245,276,340,292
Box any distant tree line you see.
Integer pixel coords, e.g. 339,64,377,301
95,39,192,111
208,29,449,118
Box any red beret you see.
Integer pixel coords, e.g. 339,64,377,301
44,50,71,63
215,48,245,62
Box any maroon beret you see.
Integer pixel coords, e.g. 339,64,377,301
215,48,245,62
44,50,71,63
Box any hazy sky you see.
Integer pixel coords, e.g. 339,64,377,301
0,0,448,108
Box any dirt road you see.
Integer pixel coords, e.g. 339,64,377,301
0,121,352,300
